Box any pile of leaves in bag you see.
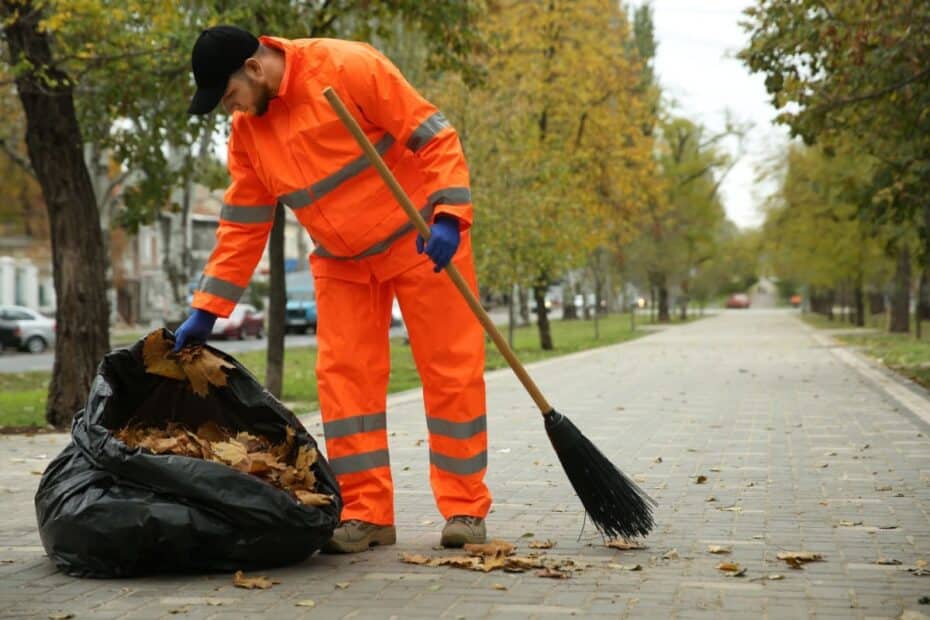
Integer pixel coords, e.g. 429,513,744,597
35,330,341,578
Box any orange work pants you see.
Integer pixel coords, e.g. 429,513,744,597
314,236,492,525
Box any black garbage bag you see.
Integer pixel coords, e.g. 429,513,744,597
34,331,341,578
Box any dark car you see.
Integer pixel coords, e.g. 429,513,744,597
0,305,56,353
210,304,264,339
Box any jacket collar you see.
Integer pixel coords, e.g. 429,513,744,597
259,36,294,99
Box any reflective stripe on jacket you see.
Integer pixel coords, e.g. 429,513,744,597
193,36,473,317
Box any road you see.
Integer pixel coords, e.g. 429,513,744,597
0,308,512,374
2,309,929,617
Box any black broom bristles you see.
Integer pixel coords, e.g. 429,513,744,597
544,409,656,540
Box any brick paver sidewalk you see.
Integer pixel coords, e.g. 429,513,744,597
2,310,929,619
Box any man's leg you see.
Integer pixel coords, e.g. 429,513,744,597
315,275,396,538
393,235,492,541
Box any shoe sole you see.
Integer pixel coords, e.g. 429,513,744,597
321,526,397,554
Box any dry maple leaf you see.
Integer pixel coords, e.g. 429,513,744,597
142,331,186,380
211,440,249,466
717,562,742,572
196,421,228,442
529,539,555,549
537,567,571,579
233,570,275,590
295,490,333,506
401,553,432,565
434,556,481,569
606,540,647,550
504,557,545,572
295,445,318,472
180,348,235,397
465,540,514,558
776,551,823,569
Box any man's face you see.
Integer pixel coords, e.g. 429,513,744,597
220,71,272,117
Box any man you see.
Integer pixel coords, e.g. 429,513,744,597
174,26,491,553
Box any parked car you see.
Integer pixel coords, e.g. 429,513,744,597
211,304,264,339
0,305,56,353
286,299,317,334
725,293,751,309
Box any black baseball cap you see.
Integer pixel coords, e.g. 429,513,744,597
188,25,259,115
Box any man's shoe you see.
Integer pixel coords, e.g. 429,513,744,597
321,520,396,554
440,515,486,548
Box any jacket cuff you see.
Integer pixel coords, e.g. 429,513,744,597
433,203,472,232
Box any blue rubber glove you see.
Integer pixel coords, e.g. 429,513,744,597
416,215,460,273
173,309,217,352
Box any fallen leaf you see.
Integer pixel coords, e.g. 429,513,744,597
521,532,534,538
776,551,824,569
718,505,743,513
654,457,663,464
662,549,679,560
211,440,249,466
179,347,235,397
749,574,784,582
528,539,555,549
434,556,481,570
705,496,717,503
335,582,350,590
48,614,74,620
606,540,647,550
465,540,515,557
492,583,507,590
709,467,722,472
142,331,186,380
695,475,708,484
875,558,902,565
708,545,731,554
233,570,275,590
401,553,432,565
608,563,642,571
537,567,571,579
838,520,863,527
504,556,545,572
295,600,316,608
717,561,747,577
295,490,333,506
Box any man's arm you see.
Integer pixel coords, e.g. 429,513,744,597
192,129,277,318
337,43,474,230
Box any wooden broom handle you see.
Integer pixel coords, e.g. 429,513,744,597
323,87,553,415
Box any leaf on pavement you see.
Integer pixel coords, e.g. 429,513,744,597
606,540,647,550
537,567,571,579
142,331,186,380
529,539,555,549
233,570,275,590
875,557,902,565
401,553,432,565
837,520,863,527
465,540,515,558
492,583,508,591
662,549,679,560
708,545,731,554
776,551,824,569
503,556,545,572
695,475,708,484
295,600,316,608
608,563,642,571
717,562,747,577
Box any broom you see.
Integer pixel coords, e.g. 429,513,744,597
323,87,655,540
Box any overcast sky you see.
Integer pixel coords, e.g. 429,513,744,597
647,0,790,229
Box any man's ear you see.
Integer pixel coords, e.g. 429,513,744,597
243,57,264,81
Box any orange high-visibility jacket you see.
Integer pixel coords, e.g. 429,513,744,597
192,36,473,317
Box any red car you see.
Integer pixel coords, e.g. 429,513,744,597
210,304,265,339
726,293,751,309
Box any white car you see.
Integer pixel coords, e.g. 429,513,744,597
0,305,56,353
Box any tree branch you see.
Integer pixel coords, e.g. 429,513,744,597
813,66,930,114
0,136,34,177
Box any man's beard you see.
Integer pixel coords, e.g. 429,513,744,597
254,83,272,117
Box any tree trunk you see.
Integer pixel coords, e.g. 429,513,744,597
518,286,530,326
533,285,553,350
890,243,911,333
854,284,865,328
3,1,110,427
507,286,515,348
265,204,286,397
561,281,577,320
657,273,670,322
868,291,885,316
